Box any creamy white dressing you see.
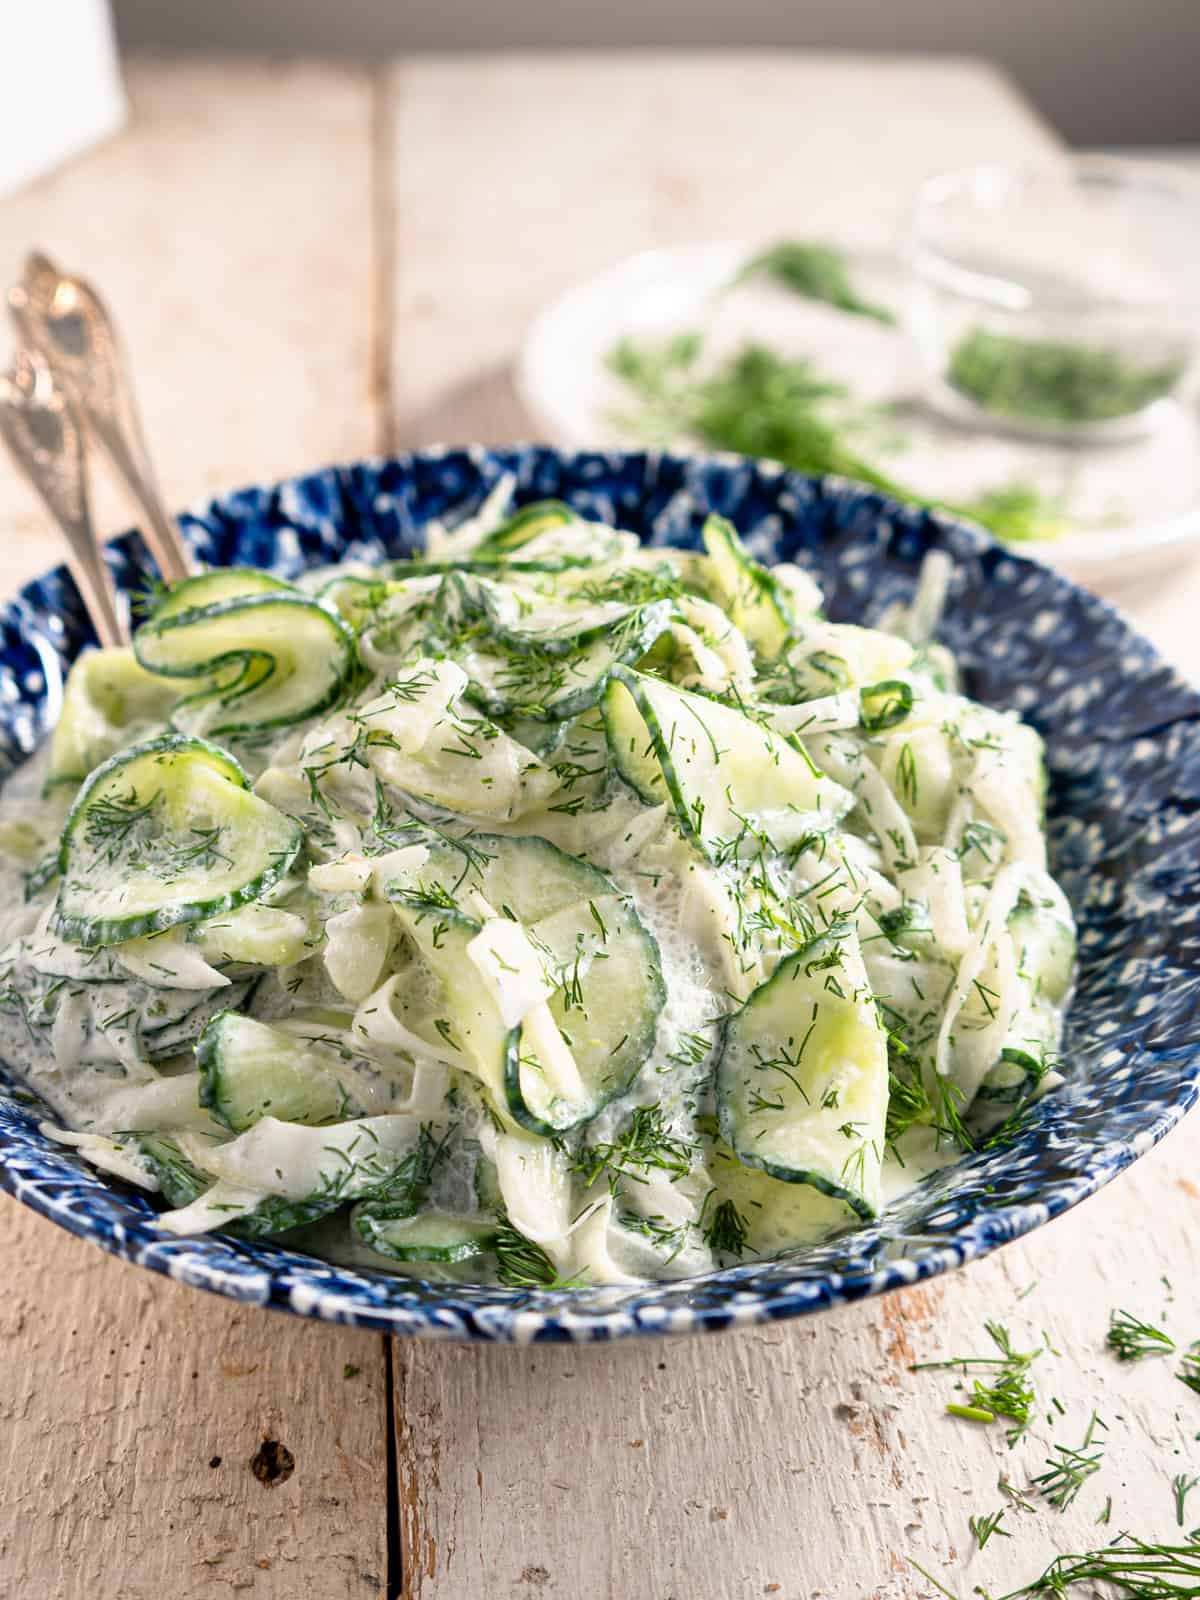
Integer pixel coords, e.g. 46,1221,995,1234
0,506,1074,1285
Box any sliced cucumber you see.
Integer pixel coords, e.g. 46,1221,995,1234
48,647,180,786
702,514,795,660
148,568,295,622
140,979,258,1061
473,499,576,556
429,575,674,721
386,831,665,1128
55,735,302,948
602,666,852,859
197,1013,353,1132
134,593,354,736
137,1132,347,1238
137,1132,210,1208
354,1208,497,1263
716,924,888,1219
1009,901,1075,1006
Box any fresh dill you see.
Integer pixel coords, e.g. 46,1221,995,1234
968,1507,1009,1550
607,331,1069,544
1179,1342,1200,1398
735,240,896,324
913,1321,1040,1445
82,787,160,866
573,1105,695,1190
948,325,1185,427
702,1197,750,1258
492,1213,583,1290
1031,1411,1106,1511
1106,1307,1177,1363
1173,1473,1199,1527
991,1535,1200,1598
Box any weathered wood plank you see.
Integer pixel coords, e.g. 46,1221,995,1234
0,54,389,1600
387,51,1059,450
0,1203,389,1600
0,55,380,596
393,1124,1199,1600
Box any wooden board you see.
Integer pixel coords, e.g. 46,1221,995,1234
393,1128,1200,1600
0,55,380,596
2,48,1197,1600
0,55,391,1600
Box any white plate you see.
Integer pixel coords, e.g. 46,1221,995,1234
518,241,1200,584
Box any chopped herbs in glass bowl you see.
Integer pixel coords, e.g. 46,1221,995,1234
906,160,1200,442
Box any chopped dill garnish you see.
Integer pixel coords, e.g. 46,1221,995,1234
1106,1308,1177,1363
1173,1474,1199,1527
702,1197,749,1258
573,1105,695,1191
1031,1412,1106,1511
914,1321,1040,1445
735,240,896,324
492,1213,583,1290
969,1507,1009,1550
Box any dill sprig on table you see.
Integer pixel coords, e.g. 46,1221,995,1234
1106,1308,1177,1363
969,1507,1010,1550
912,1320,1041,1445
1172,1473,1199,1528
1178,1342,1200,1398
735,240,896,325
992,1534,1200,1598
1031,1411,1107,1511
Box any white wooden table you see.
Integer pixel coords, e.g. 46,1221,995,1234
0,54,1197,1600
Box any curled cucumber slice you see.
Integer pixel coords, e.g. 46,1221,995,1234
473,499,576,556
386,831,665,1131
48,647,180,787
54,734,302,948
134,592,354,736
354,1209,498,1263
702,514,795,660
147,568,296,622
602,666,853,859
197,1013,354,1132
716,923,889,1219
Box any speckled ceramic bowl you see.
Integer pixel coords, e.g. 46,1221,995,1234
1,447,1197,1342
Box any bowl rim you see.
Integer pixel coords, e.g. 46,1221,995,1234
1,442,1198,1343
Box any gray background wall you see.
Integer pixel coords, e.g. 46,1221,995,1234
110,0,1200,148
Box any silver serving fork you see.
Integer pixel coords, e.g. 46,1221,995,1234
9,251,192,585
0,348,127,647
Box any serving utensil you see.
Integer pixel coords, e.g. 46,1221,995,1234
8,251,191,584
0,348,126,647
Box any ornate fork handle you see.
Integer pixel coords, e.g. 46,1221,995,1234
9,252,191,584
0,352,126,648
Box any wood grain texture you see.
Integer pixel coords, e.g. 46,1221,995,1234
0,1203,389,1600
386,51,1059,450
1,48,1198,1600
0,55,380,596
392,1126,1200,1600
0,54,389,1600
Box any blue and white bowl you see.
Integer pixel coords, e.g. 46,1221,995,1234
1,446,1197,1343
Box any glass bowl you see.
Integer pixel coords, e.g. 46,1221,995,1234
905,159,1200,443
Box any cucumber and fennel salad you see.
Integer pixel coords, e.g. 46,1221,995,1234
0,488,1074,1285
